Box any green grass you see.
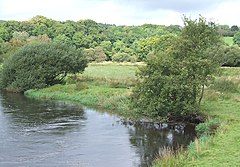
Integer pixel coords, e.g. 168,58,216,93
224,36,234,45
221,67,240,77
25,83,132,115
25,62,139,117
153,67,240,167
82,62,140,80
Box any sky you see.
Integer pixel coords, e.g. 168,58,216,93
0,0,240,26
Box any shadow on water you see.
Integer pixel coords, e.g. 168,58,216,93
0,91,196,167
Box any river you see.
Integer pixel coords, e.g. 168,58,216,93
0,92,196,167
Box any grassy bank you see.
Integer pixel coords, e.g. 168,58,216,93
153,67,240,167
25,62,140,117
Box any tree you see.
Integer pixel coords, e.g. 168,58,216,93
1,42,87,93
209,45,240,67
133,37,160,61
233,32,240,46
0,27,10,41
112,53,131,62
100,40,112,60
53,34,72,46
9,31,29,47
131,17,221,121
82,46,107,62
230,25,239,32
217,25,232,36
72,32,95,48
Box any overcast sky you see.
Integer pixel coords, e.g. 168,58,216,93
0,0,240,26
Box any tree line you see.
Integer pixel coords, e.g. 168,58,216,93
0,15,181,63
1,15,240,66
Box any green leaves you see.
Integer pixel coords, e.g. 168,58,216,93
1,42,87,93
131,17,221,121
233,32,240,46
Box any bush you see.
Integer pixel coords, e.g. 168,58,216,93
112,52,135,62
1,42,87,92
233,32,240,46
210,45,240,67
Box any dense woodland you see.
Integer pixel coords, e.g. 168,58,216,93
0,15,239,66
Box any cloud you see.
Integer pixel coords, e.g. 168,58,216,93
0,0,240,26
115,0,232,13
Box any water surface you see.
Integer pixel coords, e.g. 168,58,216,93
0,92,196,167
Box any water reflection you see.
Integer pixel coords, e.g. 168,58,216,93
0,92,196,167
126,123,196,166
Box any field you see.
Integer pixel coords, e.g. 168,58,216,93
25,63,240,166
224,36,234,45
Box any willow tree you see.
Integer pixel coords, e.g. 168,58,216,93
131,17,222,121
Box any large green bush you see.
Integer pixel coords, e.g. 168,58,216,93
131,17,222,121
1,42,87,92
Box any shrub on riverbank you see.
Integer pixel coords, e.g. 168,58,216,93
1,42,87,93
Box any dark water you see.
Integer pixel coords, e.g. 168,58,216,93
0,92,196,167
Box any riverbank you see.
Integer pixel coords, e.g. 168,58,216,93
153,67,240,166
25,62,140,118
25,63,240,166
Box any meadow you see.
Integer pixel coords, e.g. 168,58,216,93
224,36,234,45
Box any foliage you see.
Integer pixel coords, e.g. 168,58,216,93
0,27,10,41
53,34,72,45
208,45,240,67
0,15,182,61
217,25,240,37
82,47,107,62
112,52,134,62
233,32,240,46
131,17,222,121
100,40,112,60
1,42,87,92
132,37,160,61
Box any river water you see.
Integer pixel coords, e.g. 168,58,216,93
0,92,196,167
